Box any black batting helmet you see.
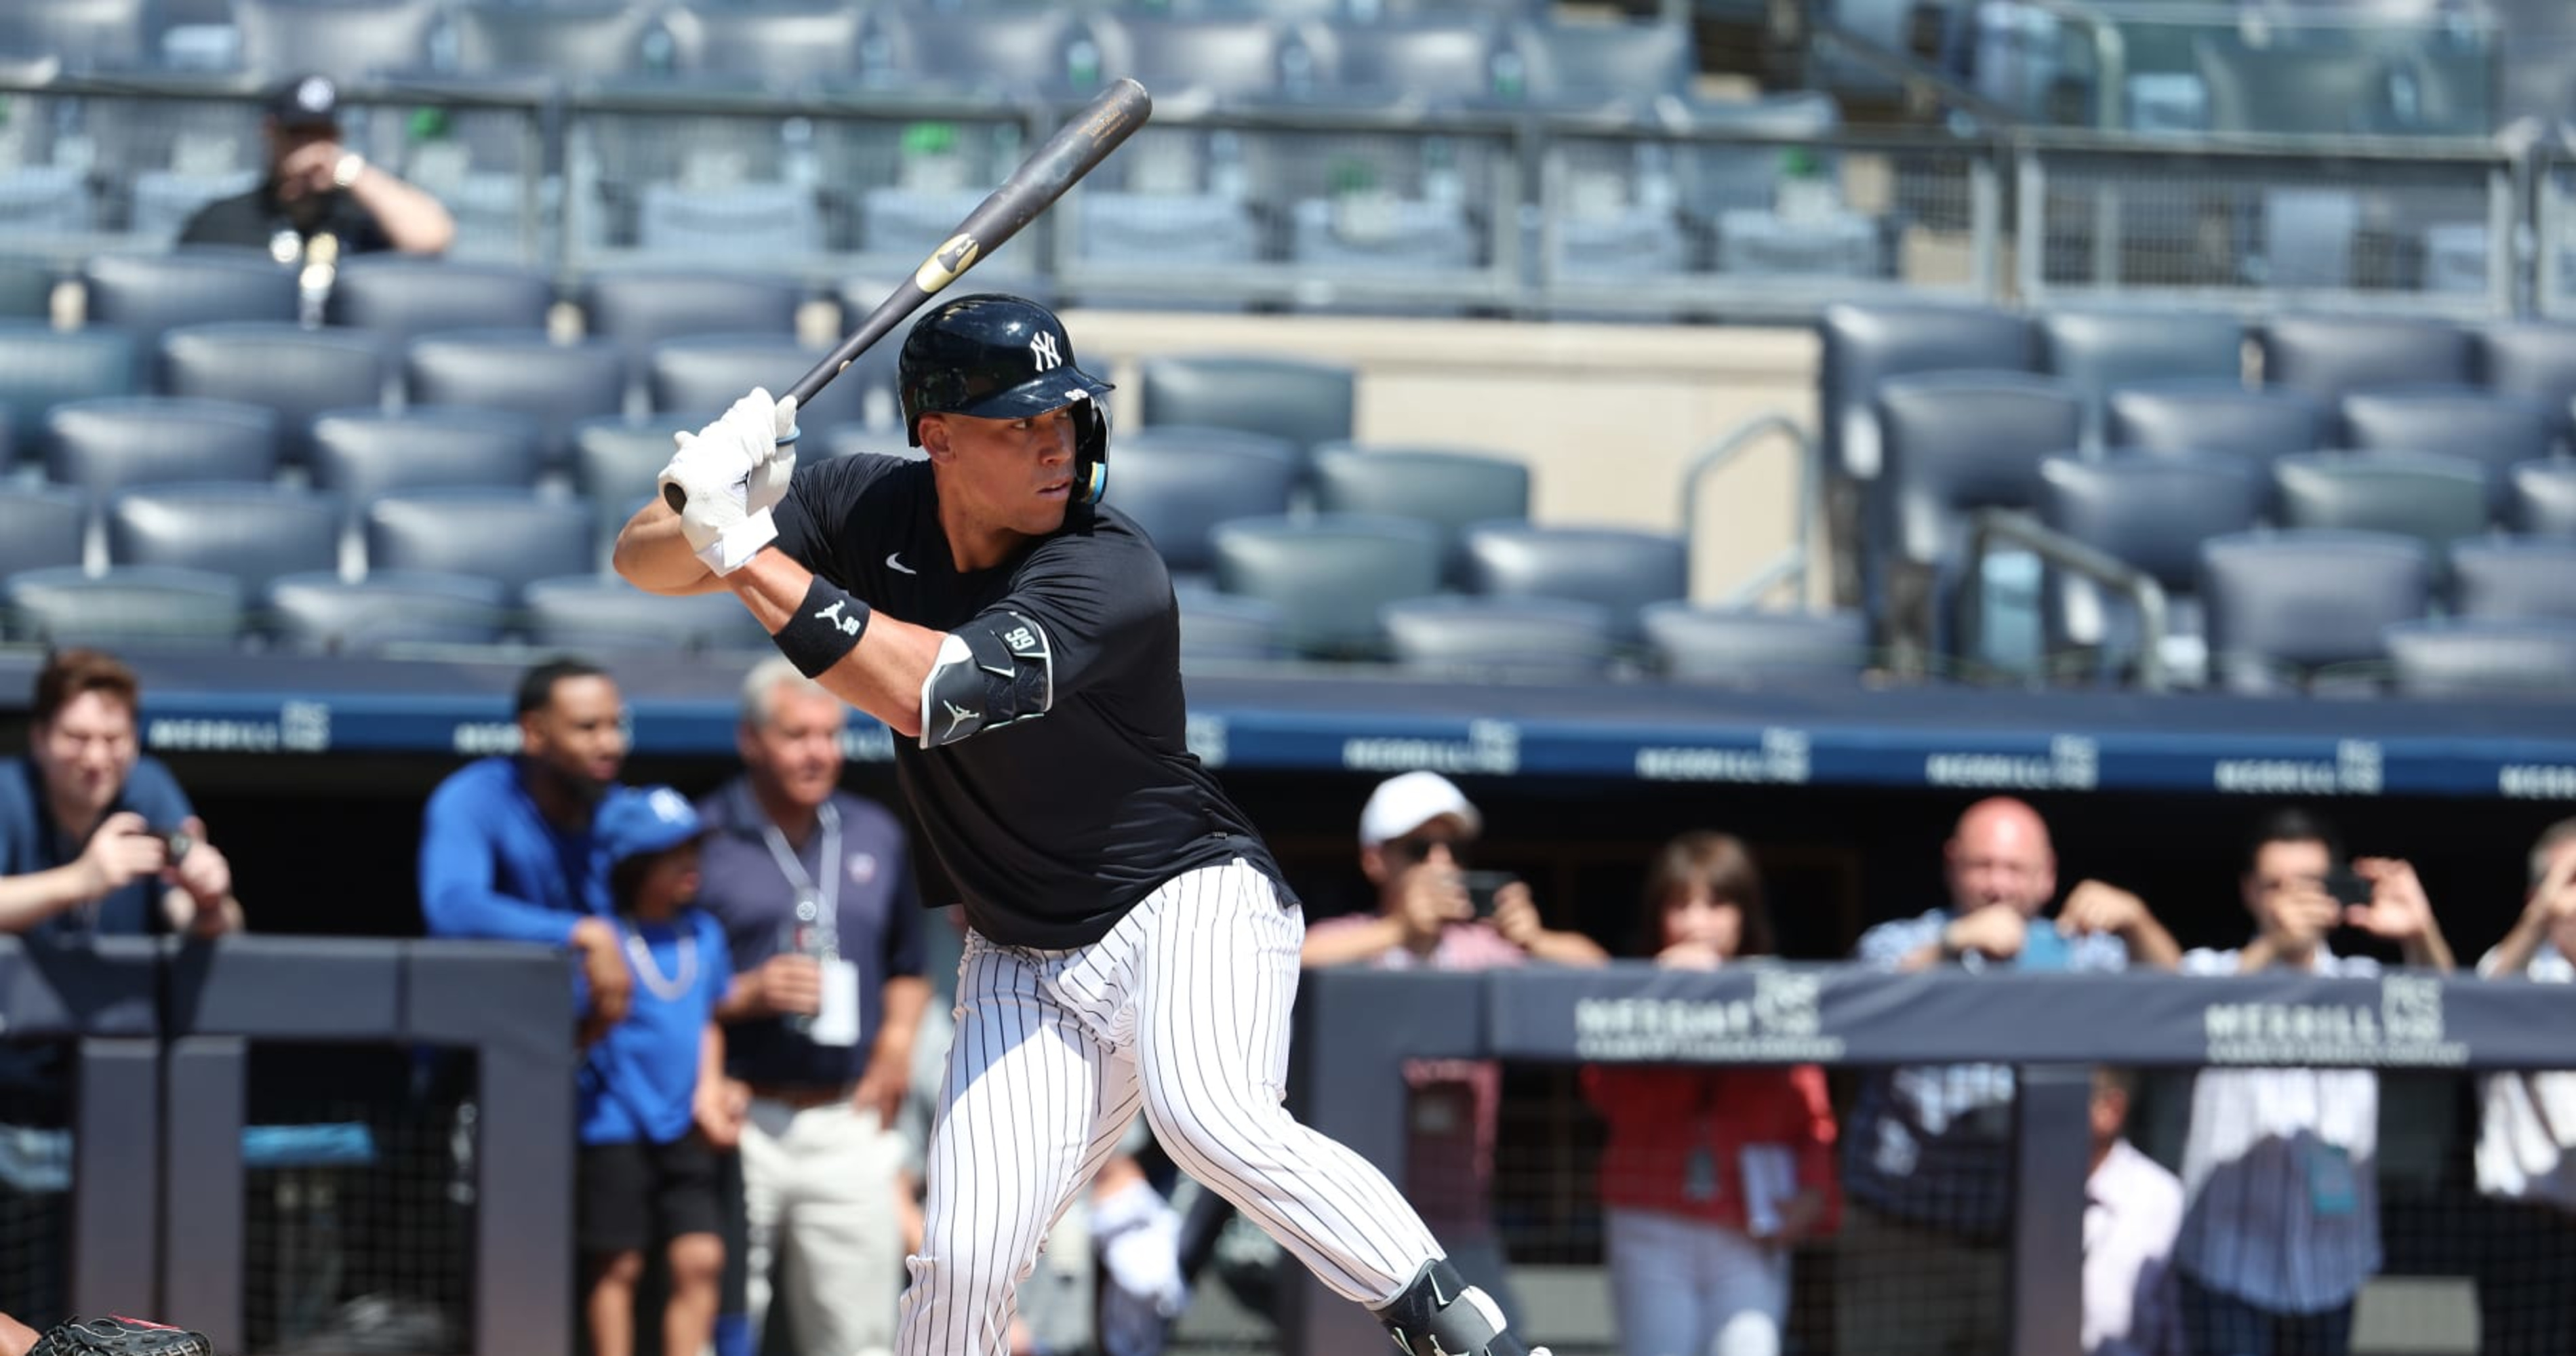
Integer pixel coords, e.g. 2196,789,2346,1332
900,294,1113,504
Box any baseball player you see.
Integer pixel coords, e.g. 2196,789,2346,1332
4,1315,212,1356
614,294,1549,1356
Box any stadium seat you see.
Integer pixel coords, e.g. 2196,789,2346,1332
2337,388,2552,515
2198,530,2431,694
0,322,138,448
0,0,163,70
2385,618,2576,700
1308,18,1506,106
1380,595,1615,680
637,182,826,265
523,574,768,652
0,258,58,319
1459,522,1688,645
2511,460,2576,536
857,187,1041,289
82,251,298,357
1175,585,1287,664
0,485,89,580
2036,308,2244,441
309,407,546,504
2272,452,2491,560
1138,354,1354,467
1101,428,1301,580
1512,18,1693,111
264,570,510,653
5,565,243,647
578,270,805,380
106,484,342,593
646,335,869,454
1641,603,1869,685
1312,444,1531,586
666,2,866,86
2257,315,2473,405
2448,538,2576,622
0,165,95,242
1209,513,1441,660
363,490,595,601
230,0,442,81
2476,321,2576,442
2105,379,2329,478
404,330,626,471
159,323,392,467
324,257,555,349
1820,303,2034,483
574,414,680,551
451,0,665,78
2036,452,2266,683
864,7,1109,101
2197,35,2409,136
45,396,280,495
1096,12,1293,104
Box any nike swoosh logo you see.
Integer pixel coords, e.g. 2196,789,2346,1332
886,553,917,575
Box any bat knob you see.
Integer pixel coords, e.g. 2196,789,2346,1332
662,483,688,512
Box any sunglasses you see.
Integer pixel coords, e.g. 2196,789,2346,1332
1384,835,1470,865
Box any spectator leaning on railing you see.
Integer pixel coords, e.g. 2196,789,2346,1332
1580,831,1838,1356
2173,807,2453,1356
2467,816,2576,1356
1839,795,2179,1356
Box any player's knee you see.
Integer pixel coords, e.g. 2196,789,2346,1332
666,1233,723,1290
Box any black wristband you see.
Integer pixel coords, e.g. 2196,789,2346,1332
771,574,870,679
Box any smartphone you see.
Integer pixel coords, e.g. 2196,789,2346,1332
1462,871,1518,919
150,826,194,864
2322,869,2373,907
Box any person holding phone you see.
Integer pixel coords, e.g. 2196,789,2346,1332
1301,772,1607,1330
2171,807,2452,1356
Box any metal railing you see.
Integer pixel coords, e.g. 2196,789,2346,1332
1959,505,2172,692
1683,412,1825,608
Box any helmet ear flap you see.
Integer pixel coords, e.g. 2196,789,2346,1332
1072,399,1109,504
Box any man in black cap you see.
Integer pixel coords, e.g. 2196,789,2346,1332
178,73,454,258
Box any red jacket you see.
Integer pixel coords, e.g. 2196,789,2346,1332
1581,1062,1843,1236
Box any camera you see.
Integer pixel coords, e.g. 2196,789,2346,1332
2322,869,2373,907
1462,870,1517,919
151,826,194,865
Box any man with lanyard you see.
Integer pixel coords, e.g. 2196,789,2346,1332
701,658,927,1356
177,73,454,262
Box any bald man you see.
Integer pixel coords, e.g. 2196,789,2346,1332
1836,797,2178,1356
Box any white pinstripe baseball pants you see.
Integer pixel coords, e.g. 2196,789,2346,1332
895,858,1440,1356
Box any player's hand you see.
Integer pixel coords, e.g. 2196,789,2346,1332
79,811,167,900
695,1076,749,1149
2058,879,2151,940
658,439,773,575
2257,883,2340,954
745,392,799,515
1941,902,2026,961
1489,880,1544,950
851,1056,906,1128
1396,868,1470,947
2348,857,2435,942
569,917,634,1028
1655,938,1727,970
750,953,823,1017
167,816,234,909
1773,1187,1828,1241
2524,850,2576,931
275,138,347,201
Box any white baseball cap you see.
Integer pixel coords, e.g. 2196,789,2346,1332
1359,771,1482,850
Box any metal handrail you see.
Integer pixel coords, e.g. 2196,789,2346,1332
1961,506,2171,692
1993,0,2129,129
1681,413,1822,610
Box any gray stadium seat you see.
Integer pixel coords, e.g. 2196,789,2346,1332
364,490,595,601
1820,303,2034,483
1513,18,1692,111
2385,618,2576,700
451,0,664,78
2106,380,2328,472
1310,18,1504,105
1101,428,1300,579
1459,522,1688,645
1175,585,1286,664
45,396,280,495
868,7,1107,101
2337,387,2551,515
1311,443,1530,586
666,2,866,86
1098,13,1293,104
2448,538,2576,622
264,570,510,653
2273,452,2491,559
0,0,163,69
646,334,868,454
309,407,545,503
159,323,392,466
324,257,555,349
2257,315,2473,405
2199,530,2431,694
2037,452,2266,681
524,574,768,652
2512,460,2576,537
2196,35,2408,136
0,323,138,447
2036,308,2244,440
1137,354,1354,466
0,485,88,579
0,258,59,319
1380,595,1614,680
578,270,805,380
82,252,298,357
574,414,679,546
1641,603,1869,686
230,0,442,81
404,330,627,471
5,565,243,647
639,182,826,264
1876,372,2085,661
1209,513,1441,660
2476,322,2576,441
106,484,342,593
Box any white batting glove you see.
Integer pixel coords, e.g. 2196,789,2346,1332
658,438,774,575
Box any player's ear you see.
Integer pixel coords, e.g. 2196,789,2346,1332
919,414,954,464
1361,845,1389,887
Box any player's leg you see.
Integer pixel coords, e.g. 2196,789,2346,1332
896,937,1140,1356
1131,862,1548,1356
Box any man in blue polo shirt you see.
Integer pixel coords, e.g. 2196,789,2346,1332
418,657,634,1035
0,648,243,939
701,657,927,1356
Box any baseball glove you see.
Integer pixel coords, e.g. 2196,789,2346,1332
28,1317,214,1356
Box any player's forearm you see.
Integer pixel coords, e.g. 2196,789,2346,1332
725,549,942,740
1527,928,1609,965
870,976,931,1067
613,500,728,596
0,864,97,933
2402,919,2456,973
2488,910,2550,976
347,165,456,254
1299,916,1406,968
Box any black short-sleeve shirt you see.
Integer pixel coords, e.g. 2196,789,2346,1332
771,453,1284,949
176,182,395,256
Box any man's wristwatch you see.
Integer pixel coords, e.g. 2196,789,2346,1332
331,151,367,191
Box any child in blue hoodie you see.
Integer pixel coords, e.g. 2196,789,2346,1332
580,786,742,1356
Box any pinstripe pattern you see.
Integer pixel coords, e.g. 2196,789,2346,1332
895,860,1440,1355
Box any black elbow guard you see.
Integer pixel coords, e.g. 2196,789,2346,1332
918,611,1053,747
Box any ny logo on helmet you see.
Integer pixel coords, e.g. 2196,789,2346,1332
1028,330,1062,372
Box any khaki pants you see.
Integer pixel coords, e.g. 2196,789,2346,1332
1834,1201,2007,1356
741,1099,906,1356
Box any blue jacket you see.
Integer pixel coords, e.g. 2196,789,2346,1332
418,757,607,944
